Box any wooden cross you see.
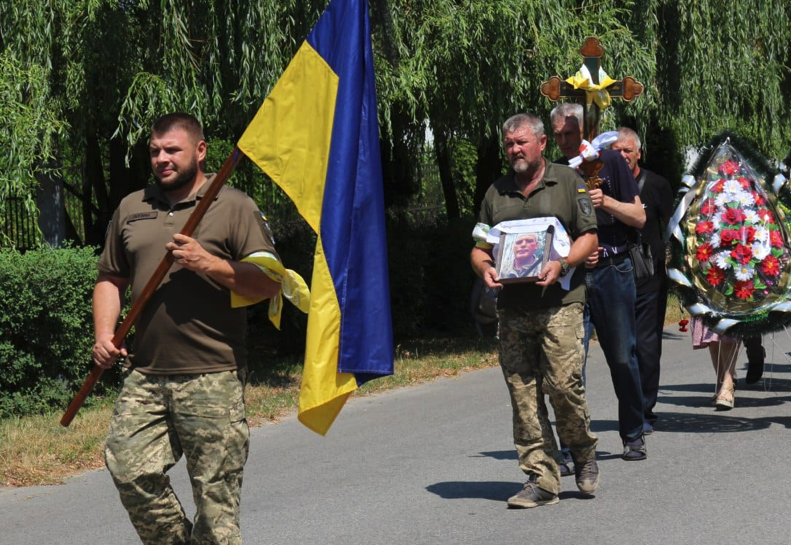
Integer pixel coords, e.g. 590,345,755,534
540,36,644,142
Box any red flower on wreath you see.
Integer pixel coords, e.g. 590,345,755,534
719,229,739,246
706,266,726,287
753,192,766,206
722,208,746,225
758,208,775,223
730,244,753,264
760,255,782,276
719,160,741,175
701,199,717,216
770,230,784,248
710,179,726,193
734,280,755,300
696,221,714,236
738,225,756,244
696,242,714,262
737,176,751,190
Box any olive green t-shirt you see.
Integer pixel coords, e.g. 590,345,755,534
479,162,597,309
98,175,279,374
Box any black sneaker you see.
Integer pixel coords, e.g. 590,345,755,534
574,459,600,494
507,475,559,509
622,436,647,461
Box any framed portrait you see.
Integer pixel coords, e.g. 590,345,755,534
495,225,554,283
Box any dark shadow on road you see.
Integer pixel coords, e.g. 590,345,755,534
473,451,517,460
558,491,596,502
426,481,521,502
659,382,715,394
590,419,619,433
649,411,791,433
659,392,791,410
474,449,619,461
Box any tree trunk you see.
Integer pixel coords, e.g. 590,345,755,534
35,165,65,248
434,130,459,220
474,134,502,216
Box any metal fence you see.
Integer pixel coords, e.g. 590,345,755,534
0,196,40,251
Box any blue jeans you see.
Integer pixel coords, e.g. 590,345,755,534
584,257,645,442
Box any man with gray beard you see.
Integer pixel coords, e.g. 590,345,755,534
471,113,599,508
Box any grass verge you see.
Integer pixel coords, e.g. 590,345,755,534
1,336,499,488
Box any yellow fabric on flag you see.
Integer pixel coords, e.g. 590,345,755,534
237,40,357,435
237,41,338,232
298,237,357,435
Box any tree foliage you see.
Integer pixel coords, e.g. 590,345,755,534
0,0,790,235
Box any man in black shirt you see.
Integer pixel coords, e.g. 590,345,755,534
550,103,648,462
613,127,674,435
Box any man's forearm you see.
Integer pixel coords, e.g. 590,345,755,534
602,195,646,228
567,231,598,267
206,260,281,300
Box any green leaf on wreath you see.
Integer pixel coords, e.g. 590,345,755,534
724,283,734,296
754,281,767,289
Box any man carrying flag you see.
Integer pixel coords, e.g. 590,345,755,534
94,0,392,538
95,113,282,544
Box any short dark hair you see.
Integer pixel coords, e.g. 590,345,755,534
151,113,205,142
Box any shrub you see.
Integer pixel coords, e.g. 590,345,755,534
0,245,120,418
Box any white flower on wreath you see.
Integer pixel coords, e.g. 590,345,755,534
724,179,743,194
715,194,731,208
736,192,755,208
754,227,769,243
752,243,771,261
714,251,731,270
734,263,754,281
710,232,721,248
744,210,759,224
712,215,723,230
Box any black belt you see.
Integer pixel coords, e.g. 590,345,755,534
594,252,629,269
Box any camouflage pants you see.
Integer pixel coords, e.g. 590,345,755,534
499,303,597,495
105,369,249,545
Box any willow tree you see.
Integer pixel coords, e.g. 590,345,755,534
0,0,325,245
373,0,657,219
650,0,791,179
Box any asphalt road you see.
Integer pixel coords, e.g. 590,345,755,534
2,327,790,545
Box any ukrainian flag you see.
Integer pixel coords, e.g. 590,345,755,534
237,0,394,435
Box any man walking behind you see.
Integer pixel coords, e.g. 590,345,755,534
93,113,281,544
550,103,648,461
471,113,599,508
613,127,674,435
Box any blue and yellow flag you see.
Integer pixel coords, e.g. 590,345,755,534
237,0,394,435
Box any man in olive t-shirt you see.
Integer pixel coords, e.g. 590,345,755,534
92,113,281,544
471,113,599,509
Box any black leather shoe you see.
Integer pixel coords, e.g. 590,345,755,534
744,336,765,384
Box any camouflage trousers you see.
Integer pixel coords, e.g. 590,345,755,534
499,303,597,495
105,369,249,545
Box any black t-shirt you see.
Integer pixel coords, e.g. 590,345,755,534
636,168,674,294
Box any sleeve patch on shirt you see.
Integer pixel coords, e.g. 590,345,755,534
578,198,593,216
577,185,587,193
257,211,275,245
